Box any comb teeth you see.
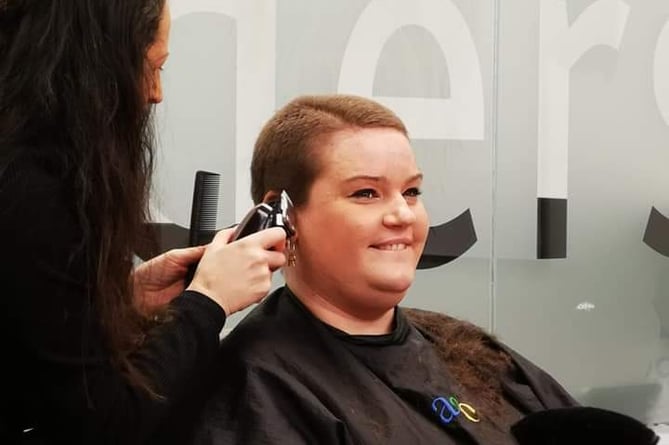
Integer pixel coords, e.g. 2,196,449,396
189,171,220,246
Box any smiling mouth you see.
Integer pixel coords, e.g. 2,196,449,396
373,243,409,251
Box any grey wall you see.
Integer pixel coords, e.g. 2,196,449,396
154,0,669,424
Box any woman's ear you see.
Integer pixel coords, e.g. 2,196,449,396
262,189,298,240
262,190,280,203
289,212,299,241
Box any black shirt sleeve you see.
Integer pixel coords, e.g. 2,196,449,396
0,157,226,443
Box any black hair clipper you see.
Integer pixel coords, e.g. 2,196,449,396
231,190,296,241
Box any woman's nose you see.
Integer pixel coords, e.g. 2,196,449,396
147,75,163,104
383,196,417,227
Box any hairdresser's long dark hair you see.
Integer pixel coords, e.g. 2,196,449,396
0,0,165,395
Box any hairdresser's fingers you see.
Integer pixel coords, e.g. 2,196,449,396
211,227,236,244
134,245,205,285
267,251,287,271
161,245,206,267
242,226,287,251
187,228,288,315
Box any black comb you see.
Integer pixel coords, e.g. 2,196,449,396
185,170,220,286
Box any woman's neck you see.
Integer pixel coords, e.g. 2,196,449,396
286,278,396,335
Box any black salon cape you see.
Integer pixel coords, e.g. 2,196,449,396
190,287,577,444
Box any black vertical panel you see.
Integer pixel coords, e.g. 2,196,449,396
537,197,567,259
643,206,669,257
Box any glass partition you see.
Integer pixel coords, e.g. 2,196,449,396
155,0,669,425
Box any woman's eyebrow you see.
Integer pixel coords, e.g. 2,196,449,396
343,175,383,183
343,173,423,183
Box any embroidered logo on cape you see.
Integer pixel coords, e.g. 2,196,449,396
431,396,480,424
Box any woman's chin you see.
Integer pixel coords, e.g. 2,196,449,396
369,272,415,296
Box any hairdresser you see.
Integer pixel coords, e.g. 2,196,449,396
0,0,286,443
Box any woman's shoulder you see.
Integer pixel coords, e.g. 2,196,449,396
402,307,493,345
220,288,315,363
220,287,360,389
0,144,78,252
402,307,578,409
0,148,67,214
402,306,547,381
0,144,65,194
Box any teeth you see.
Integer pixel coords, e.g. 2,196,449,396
377,244,407,251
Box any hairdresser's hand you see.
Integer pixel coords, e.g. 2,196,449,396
132,246,206,313
187,226,287,316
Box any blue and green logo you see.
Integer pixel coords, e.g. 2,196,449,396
431,395,480,425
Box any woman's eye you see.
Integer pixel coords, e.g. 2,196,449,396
351,189,378,199
404,187,422,197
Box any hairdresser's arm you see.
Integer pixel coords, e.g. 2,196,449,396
132,245,207,313
0,164,283,443
132,227,287,317
133,224,286,315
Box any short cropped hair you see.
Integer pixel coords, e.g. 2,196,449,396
251,94,408,206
